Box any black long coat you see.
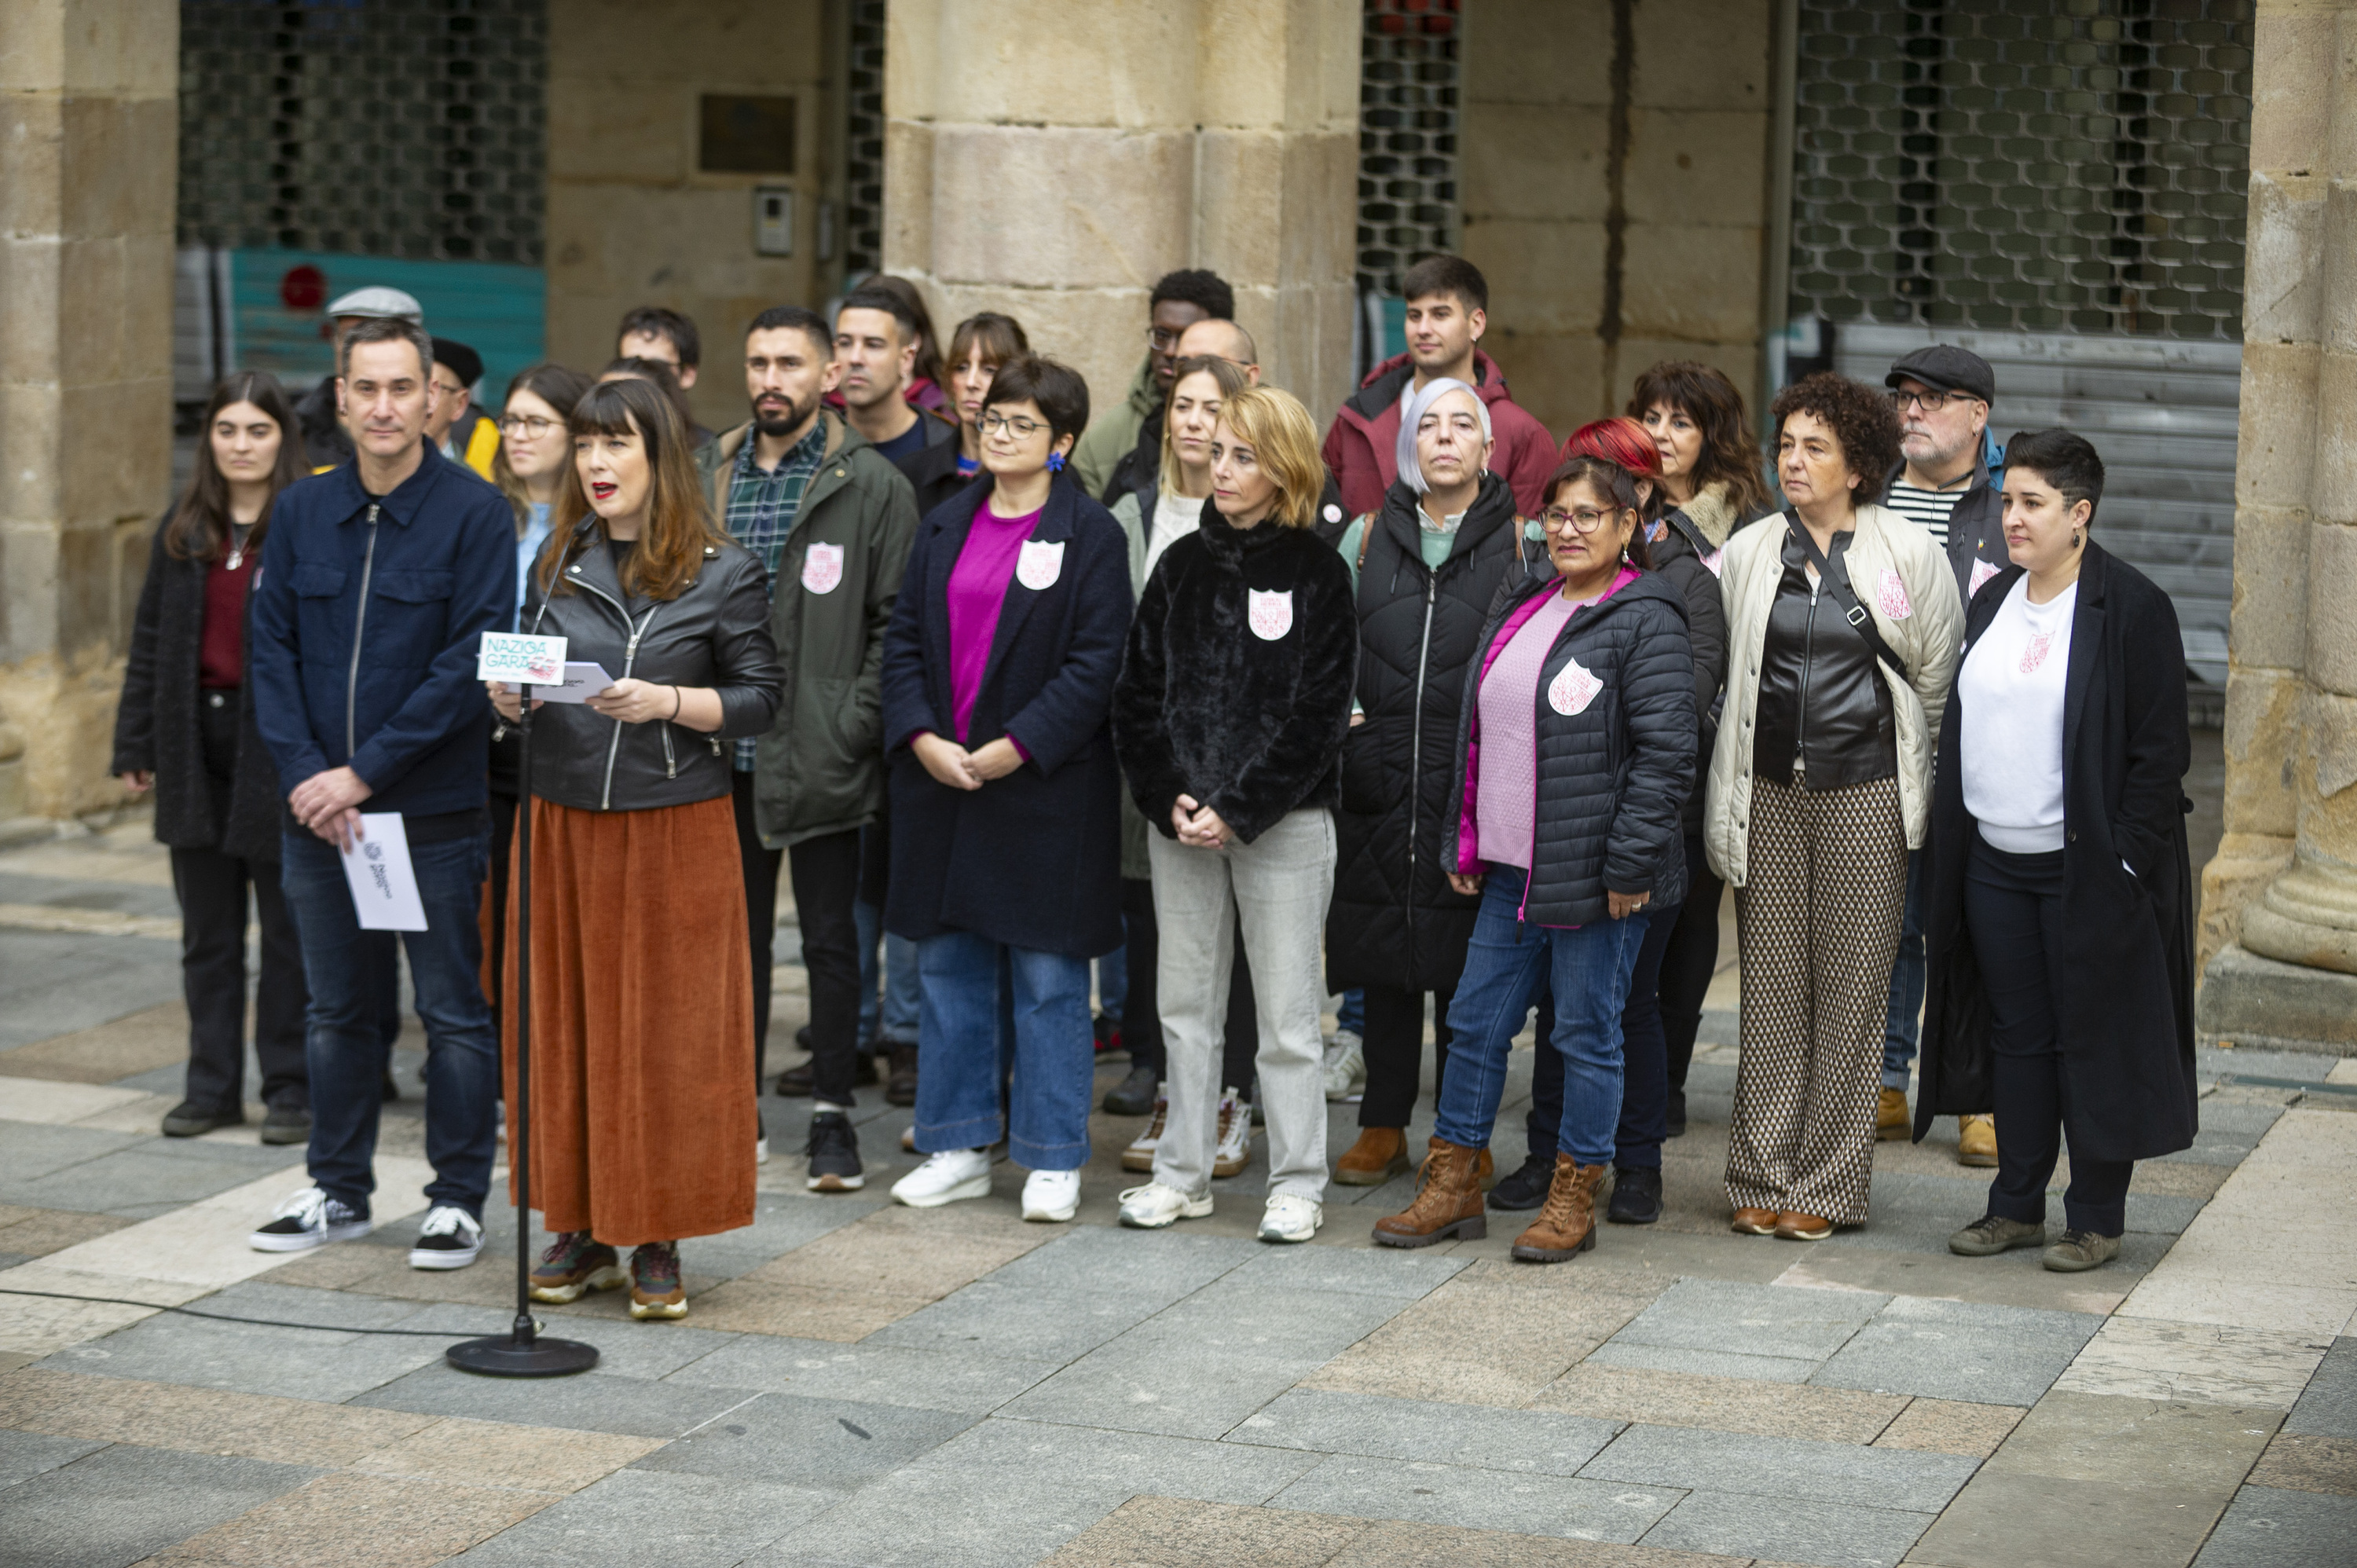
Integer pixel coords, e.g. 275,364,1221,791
1327,474,1533,990
111,517,284,864
880,475,1131,958
1915,541,2198,1163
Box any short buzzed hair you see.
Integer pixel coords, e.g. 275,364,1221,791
747,305,834,359
1179,318,1257,367
339,315,434,381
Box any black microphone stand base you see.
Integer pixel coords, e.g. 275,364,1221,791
447,1330,599,1378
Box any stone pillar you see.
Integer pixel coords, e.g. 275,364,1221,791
2198,0,2357,1051
0,0,177,827
882,0,1359,432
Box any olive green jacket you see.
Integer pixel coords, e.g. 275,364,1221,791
1070,356,1158,502
698,412,921,848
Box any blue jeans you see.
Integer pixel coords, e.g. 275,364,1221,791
1336,988,1365,1038
854,898,921,1047
1434,868,1649,1167
1882,848,1926,1090
912,932,1094,1171
280,826,500,1219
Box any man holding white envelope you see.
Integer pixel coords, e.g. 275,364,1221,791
246,315,516,1269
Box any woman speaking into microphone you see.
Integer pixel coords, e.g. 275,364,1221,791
488,376,782,1321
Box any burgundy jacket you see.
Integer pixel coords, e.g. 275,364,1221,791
1321,350,1560,518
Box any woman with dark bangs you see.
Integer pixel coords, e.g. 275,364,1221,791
487,376,783,1321
899,311,1031,520
114,371,315,1145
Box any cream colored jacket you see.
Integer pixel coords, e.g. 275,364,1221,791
1703,504,1963,886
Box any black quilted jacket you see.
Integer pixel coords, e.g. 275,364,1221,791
1446,567,1696,927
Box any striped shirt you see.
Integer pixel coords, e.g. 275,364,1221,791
1885,480,1967,550
723,419,827,770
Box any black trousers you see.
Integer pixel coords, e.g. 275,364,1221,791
1657,832,1721,1095
1119,876,1257,1093
174,692,309,1112
1966,834,2133,1236
1359,981,1455,1130
734,771,864,1105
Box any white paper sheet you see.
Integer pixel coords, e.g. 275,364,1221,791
340,813,428,931
533,662,616,704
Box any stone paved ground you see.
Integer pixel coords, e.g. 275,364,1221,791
2,822,2353,1567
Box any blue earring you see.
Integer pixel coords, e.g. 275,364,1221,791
1047,451,1066,474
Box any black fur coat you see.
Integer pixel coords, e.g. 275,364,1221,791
1113,507,1358,845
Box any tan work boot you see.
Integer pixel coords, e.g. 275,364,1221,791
1876,1088,1910,1141
1415,1137,1495,1191
1373,1140,1487,1248
1333,1127,1410,1186
1510,1156,1607,1262
1956,1113,1996,1167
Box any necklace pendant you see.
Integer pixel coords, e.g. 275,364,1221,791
225,548,243,570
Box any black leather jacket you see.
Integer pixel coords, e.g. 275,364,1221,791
518,526,783,812
1752,528,1897,792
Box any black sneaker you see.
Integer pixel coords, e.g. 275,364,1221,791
161,1101,242,1138
1102,1062,1158,1116
1487,1150,1556,1211
805,1112,865,1192
1666,1089,1687,1138
248,1185,370,1251
407,1205,484,1269
1607,1165,1662,1225
259,1102,311,1146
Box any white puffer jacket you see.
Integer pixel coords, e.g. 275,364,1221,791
1703,504,1964,886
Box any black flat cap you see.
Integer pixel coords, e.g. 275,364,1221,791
431,337,483,389
1886,343,1994,405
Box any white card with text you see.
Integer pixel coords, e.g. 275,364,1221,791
478,632,568,686
341,814,428,931
534,663,616,704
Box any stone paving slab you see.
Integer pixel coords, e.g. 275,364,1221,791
1531,1361,1909,1444
0,1426,108,1487
2191,1483,2357,1566
1769,1245,2144,1317
2284,1337,2357,1438
0,1367,432,1467
1811,1296,2102,1407
1603,1278,1888,1364
0,939,185,1056
148,1469,555,1566
667,1330,1062,1414
1578,1421,1978,1512
627,1391,977,1486
1637,1489,1935,1568
0,1442,323,1568
861,1278,1164,1362
1268,1449,1685,1542
2054,1317,2330,1409
451,1467,840,1568
354,1363,763,1440
1228,1388,1624,1475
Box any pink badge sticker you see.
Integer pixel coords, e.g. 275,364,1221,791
1969,559,2000,595
1875,567,1912,621
1547,658,1604,716
801,542,844,595
1700,548,1725,579
1248,588,1294,640
2019,631,2055,675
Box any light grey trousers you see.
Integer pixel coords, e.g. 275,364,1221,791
1146,806,1336,1203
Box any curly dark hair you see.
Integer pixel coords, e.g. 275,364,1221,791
1769,372,1904,507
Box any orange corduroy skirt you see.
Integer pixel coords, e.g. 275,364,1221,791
500,792,754,1246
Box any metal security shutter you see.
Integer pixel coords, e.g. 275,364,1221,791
1834,324,2238,687
842,0,887,279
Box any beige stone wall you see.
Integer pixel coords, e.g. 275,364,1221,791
0,0,178,822
544,0,836,434
2201,0,2357,980
882,0,1360,437
1458,0,1773,440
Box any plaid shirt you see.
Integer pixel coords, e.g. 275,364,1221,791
724,419,827,769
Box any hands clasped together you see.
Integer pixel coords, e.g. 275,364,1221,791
911,732,1024,793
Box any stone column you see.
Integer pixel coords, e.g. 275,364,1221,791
2199,0,2357,1050
883,0,1359,430
0,0,178,826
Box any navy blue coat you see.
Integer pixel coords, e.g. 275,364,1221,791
880,475,1131,958
249,451,514,816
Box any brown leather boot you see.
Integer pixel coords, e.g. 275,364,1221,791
1510,1155,1606,1262
1372,1140,1486,1248
1333,1127,1410,1186
1413,1137,1495,1190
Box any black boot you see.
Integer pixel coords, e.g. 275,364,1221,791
1607,1165,1662,1225
1486,1149,1556,1211
1102,1062,1157,1116
1665,1089,1687,1138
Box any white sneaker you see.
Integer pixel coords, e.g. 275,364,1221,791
1021,1169,1080,1222
248,1186,371,1252
1322,1031,1365,1103
1259,1192,1323,1244
1213,1088,1254,1178
407,1205,483,1270
1118,1181,1213,1229
891,1148,993,1207
1121,1086,1169,1174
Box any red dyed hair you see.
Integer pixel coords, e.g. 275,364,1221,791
1562,416,1662,478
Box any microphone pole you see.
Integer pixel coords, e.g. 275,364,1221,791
450,668,597,1377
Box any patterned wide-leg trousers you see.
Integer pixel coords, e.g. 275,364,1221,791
1724,775,1908,1225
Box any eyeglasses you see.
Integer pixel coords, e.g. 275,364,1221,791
499,414,558,437
979,412,1046,439
1889,388,1972,415
1541,506,1622,535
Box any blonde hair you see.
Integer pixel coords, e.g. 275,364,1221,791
1214,386,1324,530
1157,355,1252,499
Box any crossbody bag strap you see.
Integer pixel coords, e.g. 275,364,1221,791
1783,512,1908,683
